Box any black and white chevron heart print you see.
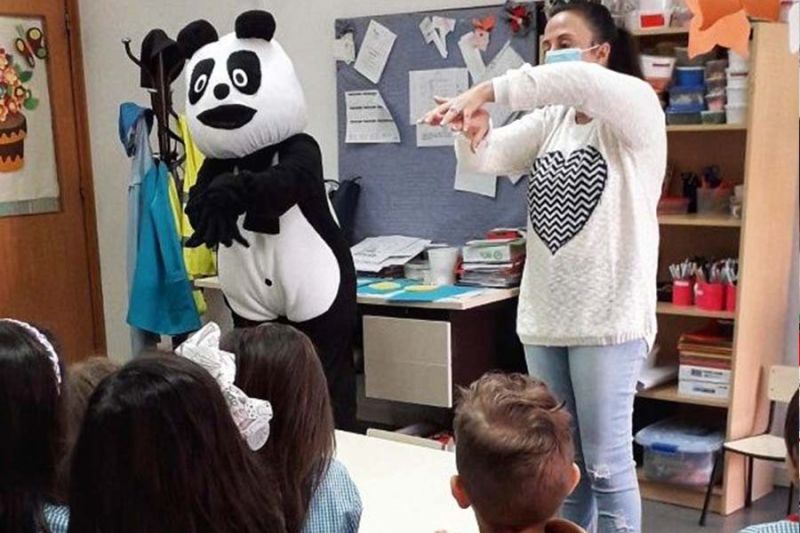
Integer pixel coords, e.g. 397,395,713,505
528,146,608,255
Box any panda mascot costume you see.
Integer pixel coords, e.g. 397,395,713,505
177,11,357,428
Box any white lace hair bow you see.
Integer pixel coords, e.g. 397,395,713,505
175,322,273,451
2,319,61,392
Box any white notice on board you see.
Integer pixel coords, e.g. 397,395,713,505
345,90,400,144
409,68,469,147
454,159,497,198
481,40,526,83
354,20,397,84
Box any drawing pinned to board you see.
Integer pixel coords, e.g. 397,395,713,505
0,15,59,217
334,32,356,64
505,2,535,37
409,68,468,147
345,90,400,144
458,16,497,84
419,16,456,59
471,16,496,51
481,41,526,127
354,20,396,84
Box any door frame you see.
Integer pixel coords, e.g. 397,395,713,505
64,0,106,353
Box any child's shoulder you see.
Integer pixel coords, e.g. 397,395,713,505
739,520,800,533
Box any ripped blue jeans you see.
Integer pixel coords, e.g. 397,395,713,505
524,340,647,533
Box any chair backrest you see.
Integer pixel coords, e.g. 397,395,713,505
768,365,799,403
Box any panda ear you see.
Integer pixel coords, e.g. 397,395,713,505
235,10,276,41
177,20,219,59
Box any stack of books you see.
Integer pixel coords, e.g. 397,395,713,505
458,238,525,288
677,323,734,401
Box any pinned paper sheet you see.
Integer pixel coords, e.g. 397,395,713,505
471,15,496,52
481,42,525,127
458,32,486,83
354,20,397,84
409,68,469,147
420,16,456,59
454,159,497,198
345,90,400,144
333,32,356,64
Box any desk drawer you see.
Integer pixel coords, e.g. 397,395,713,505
363,316,452,407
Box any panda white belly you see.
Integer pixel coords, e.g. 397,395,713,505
217,205,341,323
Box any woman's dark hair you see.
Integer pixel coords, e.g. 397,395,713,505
0,321,63,533
549,1,643,79
55,357,120,502
224,324,335,533
68,355,286,533
785,389,799,470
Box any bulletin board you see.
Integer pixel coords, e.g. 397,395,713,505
336,4,538,245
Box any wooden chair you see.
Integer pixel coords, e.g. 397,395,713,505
700,365,799,526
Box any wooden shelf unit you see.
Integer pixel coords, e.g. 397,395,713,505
633,24,799,516
637,381,729,408
631,27,689,37
658,213,742,227
638,469,723,513
656,302,735,320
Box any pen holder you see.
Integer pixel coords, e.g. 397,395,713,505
672,280,694,306
725,284,737,312
696,282,725,311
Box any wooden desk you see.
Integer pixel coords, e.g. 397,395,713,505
194,277,524,408
335,430,478,533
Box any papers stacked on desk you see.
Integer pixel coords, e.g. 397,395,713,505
459,238,525,288
677,322,734,401
351,236,431,273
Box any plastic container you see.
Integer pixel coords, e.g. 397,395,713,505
705,78,727,94
675,66,705,87
635,418,725,486
726,68,748,88
725,103,747,125
672,280,694,306
427,247,459,286
657,196,690,215
666,108,702,125
696,281,726,311
726,86,747,106
669,85,705,107
403,260,430,282
701,110,726,124
641,54,677,79
704,59,728,83
704,92,726,112
728,49,749,73
675,46,714,67
697,187,733,214
725,284,737,312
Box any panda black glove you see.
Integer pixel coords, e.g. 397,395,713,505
186,211,250,249
185,171,251,248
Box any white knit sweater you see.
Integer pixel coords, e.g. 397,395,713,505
456,62,666,347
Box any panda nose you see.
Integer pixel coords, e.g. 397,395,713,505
213,83,230,100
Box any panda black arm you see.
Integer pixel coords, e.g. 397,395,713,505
241,133,323,222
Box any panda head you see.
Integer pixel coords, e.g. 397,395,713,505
178,11,308,159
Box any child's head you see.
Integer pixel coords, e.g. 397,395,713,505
0,319,63,532
786,389,798,481
452,373,579,533
223,324,334,533
56,356,120,498
69,355,286,533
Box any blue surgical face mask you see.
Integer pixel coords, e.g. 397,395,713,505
544,44,601,65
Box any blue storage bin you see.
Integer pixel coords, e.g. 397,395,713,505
635,418,724,486
675,66,705,87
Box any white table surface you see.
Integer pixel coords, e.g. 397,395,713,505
335,430,479,533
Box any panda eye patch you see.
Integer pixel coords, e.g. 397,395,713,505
227,51,261,95
189,58,215,105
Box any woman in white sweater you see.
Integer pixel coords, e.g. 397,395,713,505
423,3,666,532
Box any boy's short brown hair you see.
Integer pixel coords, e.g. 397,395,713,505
454,372,575,528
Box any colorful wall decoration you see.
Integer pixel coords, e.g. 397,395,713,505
0,16,59,217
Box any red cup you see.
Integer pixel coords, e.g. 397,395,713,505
672,280,694,306
696,282,725,311
725,284,737,312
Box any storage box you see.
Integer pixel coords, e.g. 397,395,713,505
635,418,724,486
669,86,705,107
679,379,731,400
666,108,702,125
679,364,731,384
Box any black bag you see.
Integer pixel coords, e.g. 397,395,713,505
326,177,361,246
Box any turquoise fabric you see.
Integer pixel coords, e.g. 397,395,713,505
127,160,200,335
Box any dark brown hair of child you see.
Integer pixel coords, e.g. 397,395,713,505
0,321,64,533
68,355,287,533
55,356,120,500
223,324,335,533
786,389,799,471
454,372,575,528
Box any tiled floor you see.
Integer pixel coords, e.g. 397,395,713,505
643,487,795,533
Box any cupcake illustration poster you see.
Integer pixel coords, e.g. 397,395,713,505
0,16,58,217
